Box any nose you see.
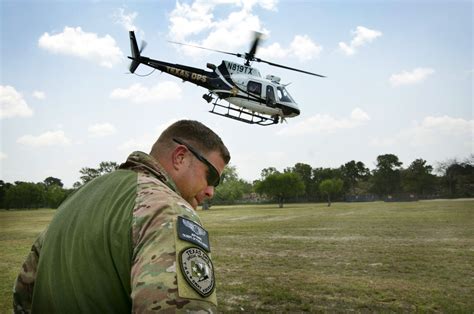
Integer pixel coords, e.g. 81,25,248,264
204,185,215,199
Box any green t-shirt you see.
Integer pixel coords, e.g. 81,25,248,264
32,170,136,313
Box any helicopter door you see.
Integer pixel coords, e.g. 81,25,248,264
266,85,276,107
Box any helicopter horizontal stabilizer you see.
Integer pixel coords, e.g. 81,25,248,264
129,59,140,74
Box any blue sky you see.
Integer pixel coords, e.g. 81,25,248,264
1,0,472,187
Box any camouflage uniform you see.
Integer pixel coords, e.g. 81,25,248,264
13,151,217,313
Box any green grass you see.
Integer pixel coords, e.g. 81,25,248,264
1,200,473,312
0,209,56,312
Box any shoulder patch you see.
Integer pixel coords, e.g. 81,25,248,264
177,216,211,252
179,247,215,297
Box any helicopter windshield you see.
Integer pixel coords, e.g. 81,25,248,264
277,86,296,104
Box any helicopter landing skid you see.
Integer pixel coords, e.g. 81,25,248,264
209,101,279,126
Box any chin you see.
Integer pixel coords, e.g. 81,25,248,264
190,198,199,209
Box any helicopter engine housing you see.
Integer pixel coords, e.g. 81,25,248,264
265,75,281,83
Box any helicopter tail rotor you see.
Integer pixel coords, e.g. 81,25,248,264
129,31,147,73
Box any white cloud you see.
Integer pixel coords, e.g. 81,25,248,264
0,85,33,119
110,82,183,104
370,115,473,148
339,26,382,56
256,0,278,11
338,42,355,56
169,0,296,61
32,90,46,100
113,8,139,33
258,35,322,61
88,123,117,138
0,152,7,160
420,116,471,134
389,67,435,87
289,35,322,61
38,26,123,68
118,119,179,152
256,42,287,59
169,1,214,42
278,108,371,136
177,12,266,58
17,130,72,147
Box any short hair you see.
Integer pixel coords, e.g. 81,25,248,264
151,120,230,164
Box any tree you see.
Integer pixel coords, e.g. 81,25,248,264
255,172,305,208
371,154,403,196
43,176,64,188
98,161,119,174
4,182,45,209
45,185,67,208
0,178,70,209
340,161,370,194
312,167,343,201
319,178,343,207
79,167,101,185
213,165,252,204
219,164,239,183
78,161,119,185
260,167,279,179
214,179,252,204
0,180,13,209
42,177,67,208
401,159,437,196
437,156,474,197
286,163,313,200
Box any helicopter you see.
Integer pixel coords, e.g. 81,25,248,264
128,31,325,126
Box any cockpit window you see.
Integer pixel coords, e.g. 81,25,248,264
247,81,262,96
277,86,295,103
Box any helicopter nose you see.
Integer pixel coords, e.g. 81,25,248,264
282,106,300,116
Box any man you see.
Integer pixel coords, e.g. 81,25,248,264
13,120,230,313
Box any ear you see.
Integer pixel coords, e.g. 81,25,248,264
171,145,189,171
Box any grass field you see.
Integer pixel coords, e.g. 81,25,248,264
1,200,473,312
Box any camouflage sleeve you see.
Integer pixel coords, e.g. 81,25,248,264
131,175,217,313
13,229,46,314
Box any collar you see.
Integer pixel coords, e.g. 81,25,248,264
119,151,179,193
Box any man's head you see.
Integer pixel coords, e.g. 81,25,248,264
150,120,230,209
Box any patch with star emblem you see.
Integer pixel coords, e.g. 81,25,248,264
179,247,215,297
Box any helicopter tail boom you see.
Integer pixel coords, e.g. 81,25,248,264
129,31,141,73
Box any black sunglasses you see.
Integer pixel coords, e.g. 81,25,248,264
173,138,220,187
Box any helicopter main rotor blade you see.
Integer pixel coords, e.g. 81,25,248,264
247,31,263,61
168,41,241,58
256,58,326,78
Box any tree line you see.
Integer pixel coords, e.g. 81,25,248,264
0,162,118,210
213,154,474,207
0,155,472,210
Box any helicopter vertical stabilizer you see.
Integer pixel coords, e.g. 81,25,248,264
129,31,141,73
